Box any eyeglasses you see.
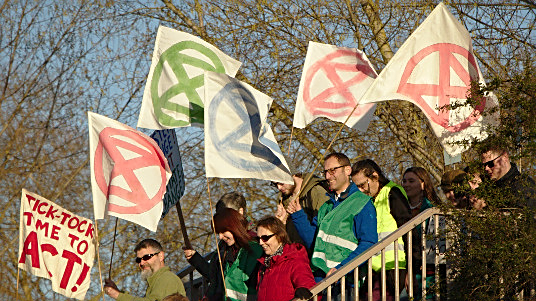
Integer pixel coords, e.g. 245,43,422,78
135,252,159,263
323,165,347,176
255,233,276,243
482,153,503,169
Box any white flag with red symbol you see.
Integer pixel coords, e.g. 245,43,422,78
88,112,171,232
293,41,377,131
359,2,499,156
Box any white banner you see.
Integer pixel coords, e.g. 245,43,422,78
359,3,499,156
294,41,377,131
204,71,293,184
138,25,242,129
18,189,95,300
89,111,171,232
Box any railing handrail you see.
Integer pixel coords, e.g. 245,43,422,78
308,207,442,296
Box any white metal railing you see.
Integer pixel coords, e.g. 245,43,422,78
298,207,444,301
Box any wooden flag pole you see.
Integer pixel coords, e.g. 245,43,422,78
175,199,192,249
94,220,107,301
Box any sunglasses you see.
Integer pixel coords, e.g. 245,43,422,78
135,252,159,263
255,233,276,243
482,153,503,169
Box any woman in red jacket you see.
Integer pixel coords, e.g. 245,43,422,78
255,216,316,301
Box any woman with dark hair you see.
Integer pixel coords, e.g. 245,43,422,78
184,208,262,301
402,167,442,300
255,216,316,301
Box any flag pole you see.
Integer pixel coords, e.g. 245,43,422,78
108,217,118,279
94,220,107,301
16,266,20,301
206,180,228,300
175,199,192,249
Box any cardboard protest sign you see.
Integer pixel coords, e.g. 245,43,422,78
294,41,377,131
425,215,447,264
18,189,95,300
150,129,185,218
89,111,171,232
138,25,242,129
204,71,293,184
359,2,499,156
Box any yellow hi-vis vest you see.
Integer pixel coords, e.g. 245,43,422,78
371,181,407,272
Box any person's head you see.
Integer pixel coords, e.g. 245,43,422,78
134,239,165,280
480,145,511,180
402,167,441,204
323,152,352,194
162,293,189,301
256,216,290,256
271,173,303,198
463,165,483,190
440,169,469,208
215,192,247,215
212,207,252,250
351,159,388,198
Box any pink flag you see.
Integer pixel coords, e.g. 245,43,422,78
294,41,377,131
88,112,171,232
359,3,499,156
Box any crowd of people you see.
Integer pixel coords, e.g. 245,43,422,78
103,143,536,301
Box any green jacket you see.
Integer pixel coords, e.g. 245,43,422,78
224,242,263,301
117,266,185,301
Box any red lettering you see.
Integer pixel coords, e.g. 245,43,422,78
60,250,81,289
77,220,87,234
45,205,58,220
77,240,89,255
41,243,58,277
68,216,80,229
68,233,80,248
23,212,33,226
51,225,60,240
19,232,40,268
60,212,71,225
35,219,50,237
31,197,41,211
85,222,94,239
71,262,91,292
26,194,36,206
37,201,48,215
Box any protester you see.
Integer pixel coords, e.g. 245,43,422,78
214,191,255,232
104,239,186,301
272,171,329,253
402,167,442,300
480,144,536,208
440,169,471,209
184,208,262,301
351,159,411,300
255,216,316,301
463,165,487,210
287,152,377,299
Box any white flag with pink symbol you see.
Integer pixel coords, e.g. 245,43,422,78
88,112,171,232
293,41,377,132
359,2,499,156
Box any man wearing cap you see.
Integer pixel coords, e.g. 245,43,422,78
105,239,186,301
480,145,536,209
273,172,329,253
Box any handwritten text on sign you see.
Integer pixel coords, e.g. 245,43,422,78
18,189,95,300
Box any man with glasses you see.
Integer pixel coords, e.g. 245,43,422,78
272,172,329,253
287,152,377,293
481,144,536,209
104,239,186,301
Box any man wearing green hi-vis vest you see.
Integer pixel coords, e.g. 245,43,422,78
352,159,412,300
288,152,378,300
